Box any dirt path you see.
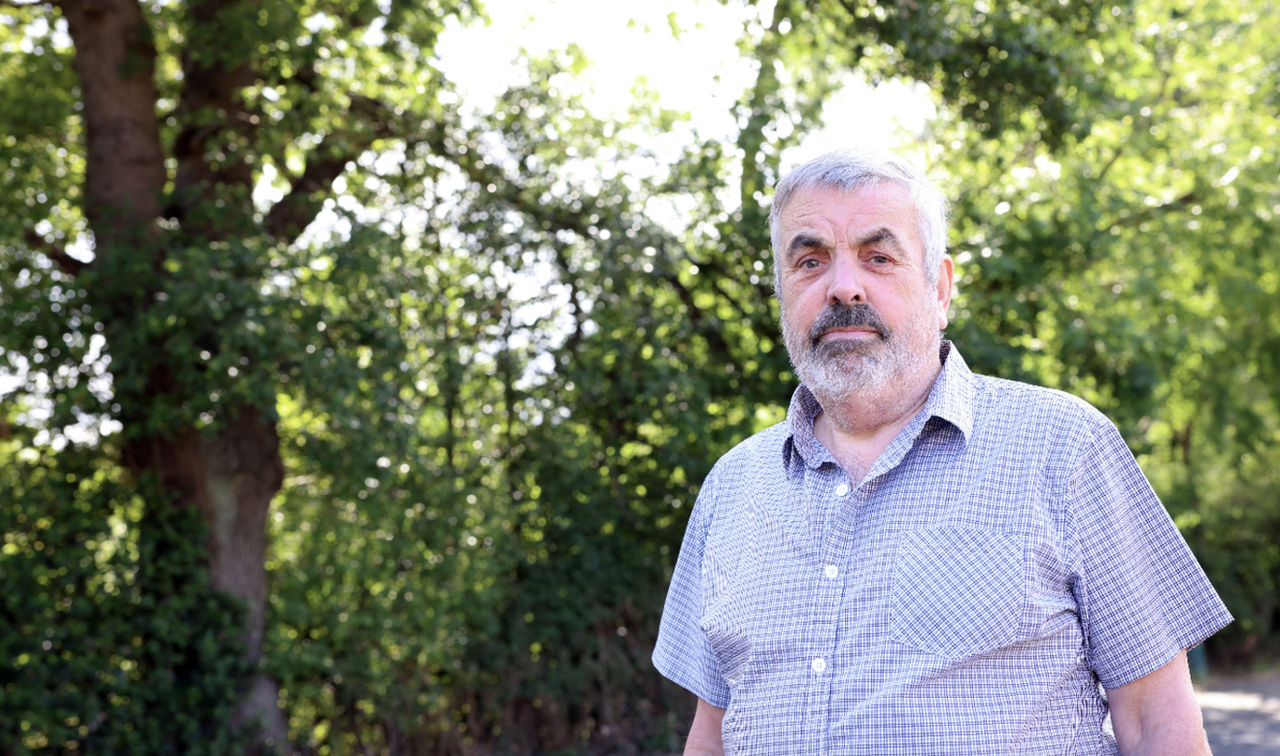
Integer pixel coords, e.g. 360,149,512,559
1197,667,1280,755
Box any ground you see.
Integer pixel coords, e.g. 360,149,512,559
1198,666,1280,755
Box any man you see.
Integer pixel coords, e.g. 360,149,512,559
652,148,1231,755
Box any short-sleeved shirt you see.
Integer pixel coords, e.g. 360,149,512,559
652,343,1231,756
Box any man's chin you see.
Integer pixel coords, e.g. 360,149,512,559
811,339,884,360
798,353,882,389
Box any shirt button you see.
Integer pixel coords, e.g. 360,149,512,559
835,484,849,496
824,565,839,579
811,657,827,673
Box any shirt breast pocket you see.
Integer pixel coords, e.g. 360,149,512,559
891,528,1028,659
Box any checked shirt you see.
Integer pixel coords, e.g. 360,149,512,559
653,343,1231,756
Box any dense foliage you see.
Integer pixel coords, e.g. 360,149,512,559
1,0,1277,754
0,447,252,753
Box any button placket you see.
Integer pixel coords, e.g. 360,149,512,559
811,495,848,756
806,468,855,756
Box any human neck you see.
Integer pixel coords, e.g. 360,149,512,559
810,355,941,482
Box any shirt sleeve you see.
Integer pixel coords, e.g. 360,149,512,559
652,467,732,708
1068,420,1233,690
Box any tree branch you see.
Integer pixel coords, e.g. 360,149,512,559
734,0,788,213
426,124,752,363
263,95,395,244
1109,191,1200,231
25,229,87,277
167,0,260,233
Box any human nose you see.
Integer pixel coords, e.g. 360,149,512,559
826,251,864,305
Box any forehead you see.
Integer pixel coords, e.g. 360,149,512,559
779,181,920,239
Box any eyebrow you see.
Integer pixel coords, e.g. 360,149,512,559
786,227,906,264
786,233,827,263
855,227,905,251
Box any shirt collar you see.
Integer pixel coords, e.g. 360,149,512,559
785,380,829,469
924,341,975,441
783,340,975,469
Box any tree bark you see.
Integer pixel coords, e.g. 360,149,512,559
60,0,166,243
123,410,290,747
61,0,290,749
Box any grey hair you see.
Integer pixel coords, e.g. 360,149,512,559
768,148,950,291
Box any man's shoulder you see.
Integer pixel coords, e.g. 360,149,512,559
711,420,791,474
688,422,790,530
969,371,1113,437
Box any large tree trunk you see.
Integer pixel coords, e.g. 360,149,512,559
60,0,165,238
123,409,290,747
61,0,289,749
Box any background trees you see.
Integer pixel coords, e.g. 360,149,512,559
1,0,1277,753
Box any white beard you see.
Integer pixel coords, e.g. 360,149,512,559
782,297,942,432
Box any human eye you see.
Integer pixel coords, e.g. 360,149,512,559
801,257,822,269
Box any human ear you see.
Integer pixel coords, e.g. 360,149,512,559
935,255,954,329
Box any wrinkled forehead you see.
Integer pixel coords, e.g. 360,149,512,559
773,177,925,249
777,181,922,241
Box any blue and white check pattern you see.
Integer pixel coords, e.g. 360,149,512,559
653,343,1231,756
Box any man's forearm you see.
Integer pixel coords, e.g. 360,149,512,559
684,696,726,756
1109,650,1212,756
1121,726,1211,756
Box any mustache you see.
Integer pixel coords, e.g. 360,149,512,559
808,303,890,346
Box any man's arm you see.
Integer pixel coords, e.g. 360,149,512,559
684,696,726,756
1107,649,1212,756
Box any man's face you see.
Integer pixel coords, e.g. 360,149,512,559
776,182,953,397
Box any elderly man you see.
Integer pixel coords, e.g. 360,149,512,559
652,149,1231,755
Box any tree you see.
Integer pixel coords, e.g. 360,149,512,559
1,0,478,748
8,0,1274,752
